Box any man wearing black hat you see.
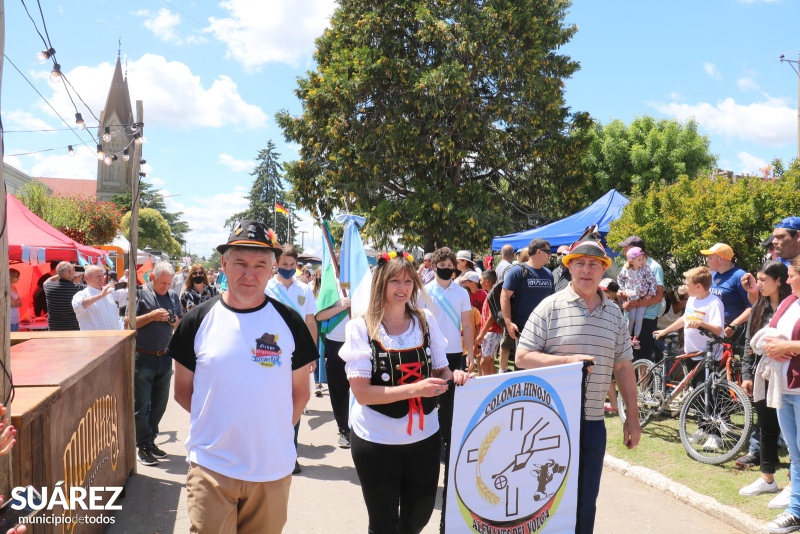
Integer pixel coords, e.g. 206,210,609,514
168,220,319,533
618,235,665,362
515,238,640,534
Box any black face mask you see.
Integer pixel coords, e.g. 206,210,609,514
436,267,455,281
192,276,205,284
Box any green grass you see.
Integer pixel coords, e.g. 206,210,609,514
604,413,790,522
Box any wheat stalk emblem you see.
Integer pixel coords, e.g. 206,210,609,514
476,425,501,504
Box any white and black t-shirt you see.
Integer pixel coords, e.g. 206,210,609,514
168,295,318,482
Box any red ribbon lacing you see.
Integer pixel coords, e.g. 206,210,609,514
398,362,424,435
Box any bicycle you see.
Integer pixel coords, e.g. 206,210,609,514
619,328,753,465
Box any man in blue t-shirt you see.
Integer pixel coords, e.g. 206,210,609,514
501,238,555,341
700,243,751,343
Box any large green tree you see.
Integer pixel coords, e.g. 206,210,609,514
120,208,183,258
111,181,190,246
18,181,122,245
607,160,800,287
277,0,592,250
225,141,297,245
575,116,717,204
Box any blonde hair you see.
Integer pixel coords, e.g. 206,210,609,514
364,257,427,340
683,266,712,290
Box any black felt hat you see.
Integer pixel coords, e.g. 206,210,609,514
217,220,283,256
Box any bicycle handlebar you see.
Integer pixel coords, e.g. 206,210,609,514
698,327,725,344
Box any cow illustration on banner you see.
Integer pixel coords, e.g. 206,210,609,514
446,363,583,533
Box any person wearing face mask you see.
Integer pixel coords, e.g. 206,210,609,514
266,244,318,474
421,246,474,533
180,264,219,315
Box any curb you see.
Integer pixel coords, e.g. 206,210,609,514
604,454,768,534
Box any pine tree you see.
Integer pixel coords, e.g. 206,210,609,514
225,141,296,245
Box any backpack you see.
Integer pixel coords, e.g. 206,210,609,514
487,264,542,328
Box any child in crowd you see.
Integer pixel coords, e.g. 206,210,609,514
600,278,621,413
617,247,658,349
475,270,502,376
654,266,725,449
9,268,22,332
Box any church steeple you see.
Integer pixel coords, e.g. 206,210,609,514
96,57,135,202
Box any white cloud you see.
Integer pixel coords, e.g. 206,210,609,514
5,111,56,133
148,176,166,187
703,62,722,79
38,54,268,130
737,151,768,175
136,8,183,44
652,95,796,147
167,186,250,256
206,0,336,70
737,77,759,92
218,153,254,172
8,144,101,180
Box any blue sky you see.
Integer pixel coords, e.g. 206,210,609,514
2,0,798,257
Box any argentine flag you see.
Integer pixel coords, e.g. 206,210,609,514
334,214,372,318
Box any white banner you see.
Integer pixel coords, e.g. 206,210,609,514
446,363,583,534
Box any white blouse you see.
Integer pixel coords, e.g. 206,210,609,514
340,309,449,444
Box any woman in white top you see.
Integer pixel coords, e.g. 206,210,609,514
340,251,470,534
764,257,800,533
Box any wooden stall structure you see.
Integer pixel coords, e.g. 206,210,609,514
9,331,136,533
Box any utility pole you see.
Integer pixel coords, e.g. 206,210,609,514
127,102,144,330
299,230,307,249
780,54,800,160
0,0,12,501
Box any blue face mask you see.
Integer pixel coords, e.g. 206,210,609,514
278,267,296,280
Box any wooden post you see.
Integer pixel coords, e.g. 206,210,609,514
126,101,144,330
0,0,13,499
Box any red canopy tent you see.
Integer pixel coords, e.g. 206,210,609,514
7,193,109,322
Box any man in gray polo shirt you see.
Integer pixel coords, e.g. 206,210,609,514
134,261,183,466
515,238,640,534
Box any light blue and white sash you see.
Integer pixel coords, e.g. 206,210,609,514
267,279,303,315
427,284,461,331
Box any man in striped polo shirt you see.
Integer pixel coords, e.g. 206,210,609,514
43,261,85,331
515,238,641,534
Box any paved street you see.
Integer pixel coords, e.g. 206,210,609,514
109,382,748,533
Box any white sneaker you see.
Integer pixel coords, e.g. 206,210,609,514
702,435,723,451
770,486,793,510
688,429,708,444
739,477,779,496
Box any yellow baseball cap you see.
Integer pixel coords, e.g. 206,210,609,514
700,243,734,261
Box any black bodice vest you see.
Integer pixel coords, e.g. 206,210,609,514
366,323,437,434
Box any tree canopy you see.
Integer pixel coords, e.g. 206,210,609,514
121,208,183,258
575,116,716,204
17,181,122,245
225,141,297,244
607,160,800,287
110,181,190,246
277,0,591,251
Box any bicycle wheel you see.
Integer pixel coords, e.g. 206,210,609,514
678,379,753,465
618,359,659,428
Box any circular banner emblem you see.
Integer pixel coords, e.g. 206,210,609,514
454,377,571,532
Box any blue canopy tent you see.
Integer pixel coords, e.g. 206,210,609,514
491,189,629,250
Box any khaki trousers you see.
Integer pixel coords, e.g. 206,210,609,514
186,462,292,534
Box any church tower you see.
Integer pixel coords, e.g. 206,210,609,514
95,57,136,201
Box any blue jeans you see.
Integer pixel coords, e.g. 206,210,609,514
777,394,800,518
577,420,606,534
134,352,173,448
10,324,19,332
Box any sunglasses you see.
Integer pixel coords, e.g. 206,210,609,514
191,271,205,276
540,249,552,255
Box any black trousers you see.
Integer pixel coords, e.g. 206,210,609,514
437,352,463,534
633,317,659,362
324,339,350,433
351,431,441,534
755,381,781,475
